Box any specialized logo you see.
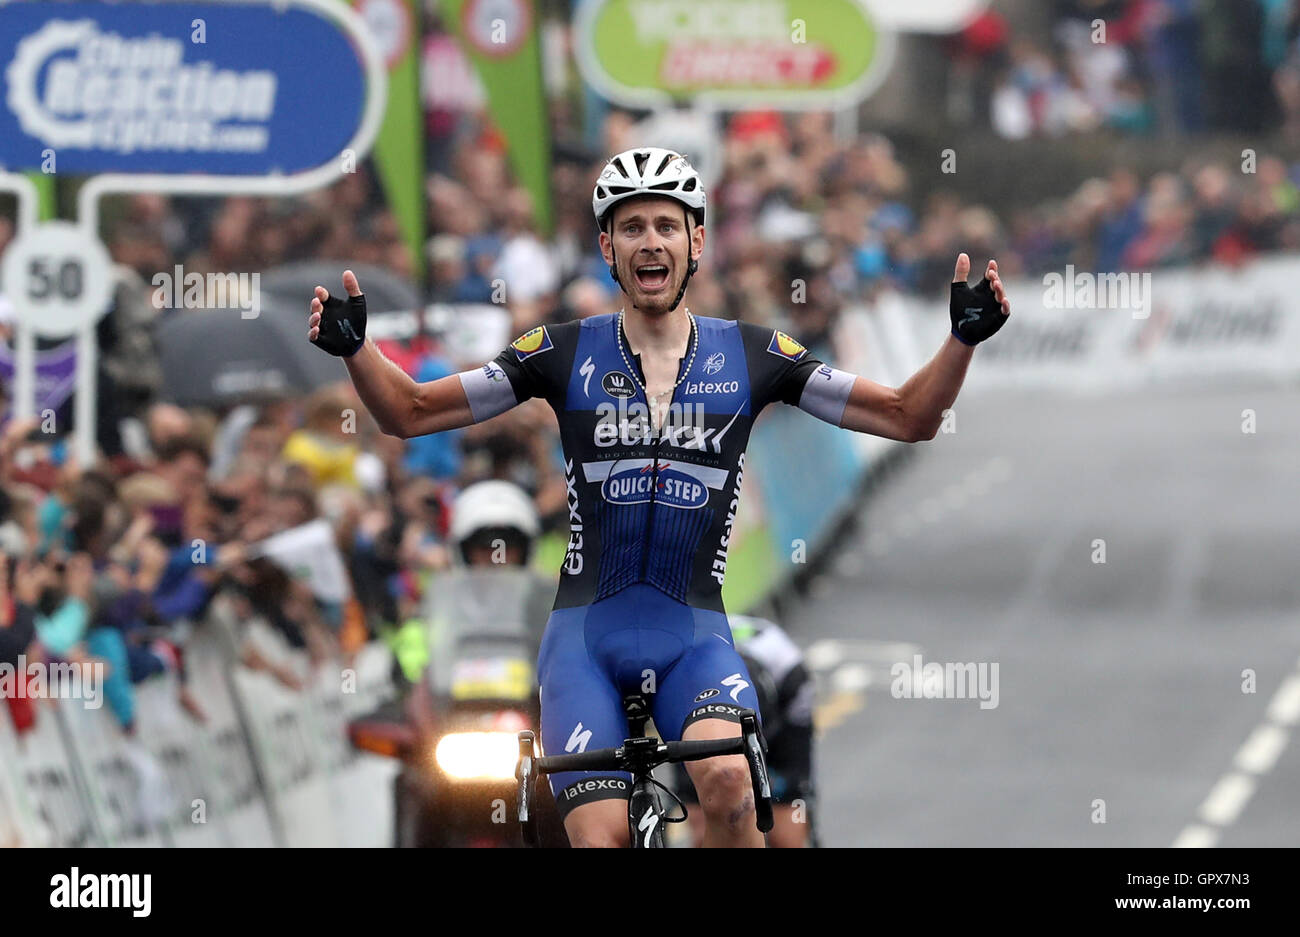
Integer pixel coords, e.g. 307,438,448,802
694,688,720,702
766,330,808,361
566,722,592,753
580,356,595,396
511,325,553,362
703,351,725,375
722,672,750,702
602,371,636,399
638,806,659,845
961,307,982,327
600,459,709,510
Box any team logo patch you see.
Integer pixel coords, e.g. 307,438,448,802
695,688,720,702
601,460,709,510
511,326,553,362
767,330,808,361
703,352,725,375
601,371,636,399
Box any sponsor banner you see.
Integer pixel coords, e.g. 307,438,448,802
439,0,553,233
0,632,397,847
0,0,371,175
902,256,1300,392
575,0,895,109
53,701,168,847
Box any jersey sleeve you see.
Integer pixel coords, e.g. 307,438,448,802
457,321,578,423
738,322,854,425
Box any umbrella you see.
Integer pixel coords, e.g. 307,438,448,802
256,261,421,314
154,296,347,407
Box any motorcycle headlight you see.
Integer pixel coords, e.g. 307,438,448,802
434,731,519,781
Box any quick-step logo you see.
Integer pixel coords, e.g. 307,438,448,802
600,459,709,509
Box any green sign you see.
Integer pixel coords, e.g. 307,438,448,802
440,0,553,234
575,0,894,109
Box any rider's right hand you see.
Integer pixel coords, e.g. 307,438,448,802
309,270,367,357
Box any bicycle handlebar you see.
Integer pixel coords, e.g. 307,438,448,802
536,735,744,773
516,709,774,845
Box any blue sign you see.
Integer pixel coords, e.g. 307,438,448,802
0,0,370,175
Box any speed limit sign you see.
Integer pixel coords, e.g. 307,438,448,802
1,221,114,337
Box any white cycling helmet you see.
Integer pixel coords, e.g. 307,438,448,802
592,147,707,232
449,480,540,565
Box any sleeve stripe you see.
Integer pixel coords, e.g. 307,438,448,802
797,365,855,426
458,365,519,423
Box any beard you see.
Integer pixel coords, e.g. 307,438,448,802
622,259,686,316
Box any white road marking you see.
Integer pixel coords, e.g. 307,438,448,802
1173,655,1300,846
1266,674,1300,726
1171,825,1218,849
1233,724,1289,775
1197,773,1256,826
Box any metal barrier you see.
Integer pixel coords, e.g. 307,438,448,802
0,621,398,848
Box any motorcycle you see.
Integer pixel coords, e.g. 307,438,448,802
348,567,567,847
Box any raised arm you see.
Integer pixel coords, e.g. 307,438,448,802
342,342,474,439
797,253,1010,442
308,271,475,438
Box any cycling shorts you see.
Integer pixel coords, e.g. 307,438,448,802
537,583,760,820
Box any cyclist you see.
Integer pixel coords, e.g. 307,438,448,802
308,147,1011,847
670,614,818,848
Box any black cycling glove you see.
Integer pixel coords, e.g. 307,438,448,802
312,292,367,357
950,276,1008,346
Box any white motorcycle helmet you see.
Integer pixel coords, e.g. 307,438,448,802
449,480,541,567
593,147,707,312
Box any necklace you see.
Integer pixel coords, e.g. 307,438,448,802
617,307,698,429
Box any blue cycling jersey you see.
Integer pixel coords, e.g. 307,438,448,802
460,312,855,612
458,311,855,818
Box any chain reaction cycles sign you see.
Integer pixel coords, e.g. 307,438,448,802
0,0,370,175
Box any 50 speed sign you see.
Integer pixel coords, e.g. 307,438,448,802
1,221,114,337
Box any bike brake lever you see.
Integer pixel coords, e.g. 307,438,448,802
739,711,774,834
517,731,539,847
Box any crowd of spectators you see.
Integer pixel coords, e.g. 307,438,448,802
6,4,1300,752
949,0,1300,139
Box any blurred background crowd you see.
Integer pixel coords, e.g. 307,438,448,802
4,0,1300,743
